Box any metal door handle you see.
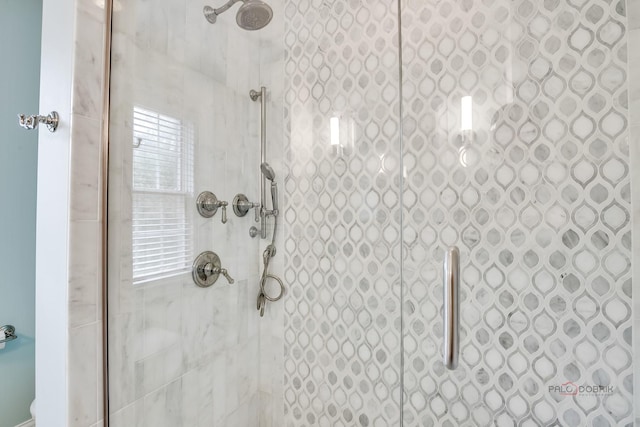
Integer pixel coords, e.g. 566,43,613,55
443,246,460,370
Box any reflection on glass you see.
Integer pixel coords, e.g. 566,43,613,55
459,96,474,167
330,116,341,156
329,114,355,157
460,95,473,132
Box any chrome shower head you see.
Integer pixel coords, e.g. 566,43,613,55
236,0,273,30
203,0,272,30
261,162,276,181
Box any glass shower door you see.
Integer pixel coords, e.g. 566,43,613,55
401,0,633,425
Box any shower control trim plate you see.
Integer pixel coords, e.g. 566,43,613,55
192,251,235,287
197,191,228,223
233,193,260,220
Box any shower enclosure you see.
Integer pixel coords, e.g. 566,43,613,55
107,0,636,426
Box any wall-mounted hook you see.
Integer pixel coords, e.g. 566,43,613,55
17,111,59,132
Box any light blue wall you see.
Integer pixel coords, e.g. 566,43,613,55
0,0,42,425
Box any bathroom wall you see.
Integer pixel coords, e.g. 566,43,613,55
0,1,41,425
283,1,404,425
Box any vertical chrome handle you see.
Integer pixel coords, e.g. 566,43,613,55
220,203,228,224
443,246,460,370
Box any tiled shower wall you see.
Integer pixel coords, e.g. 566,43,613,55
284,1,634,427
283,1,404,426
107,1,284,425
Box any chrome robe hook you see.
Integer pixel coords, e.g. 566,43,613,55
17,111,59,132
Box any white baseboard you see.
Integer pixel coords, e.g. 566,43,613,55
15,418,35,427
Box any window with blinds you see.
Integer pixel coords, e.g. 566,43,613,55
132,106,194,284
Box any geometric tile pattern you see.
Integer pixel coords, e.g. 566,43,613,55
285,1,633,427
283,1,403,426
400,0,633,425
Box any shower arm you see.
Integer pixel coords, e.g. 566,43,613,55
211,0,242,16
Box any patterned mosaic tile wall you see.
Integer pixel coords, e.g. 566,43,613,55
283,1,404,426
400,0,633,426
284,0,633,426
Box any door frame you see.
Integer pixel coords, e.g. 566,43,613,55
34,0,112,425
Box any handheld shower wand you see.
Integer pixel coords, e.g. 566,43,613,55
250,161,279,239
261,162,278,213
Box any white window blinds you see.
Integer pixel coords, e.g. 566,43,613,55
132,107,194,284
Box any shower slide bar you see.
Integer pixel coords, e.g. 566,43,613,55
443,246,460,370
249,87,279,239
250,87,269,239
247,86,285,316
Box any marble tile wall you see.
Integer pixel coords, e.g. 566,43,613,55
107,0,285,426
67,0,108,426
